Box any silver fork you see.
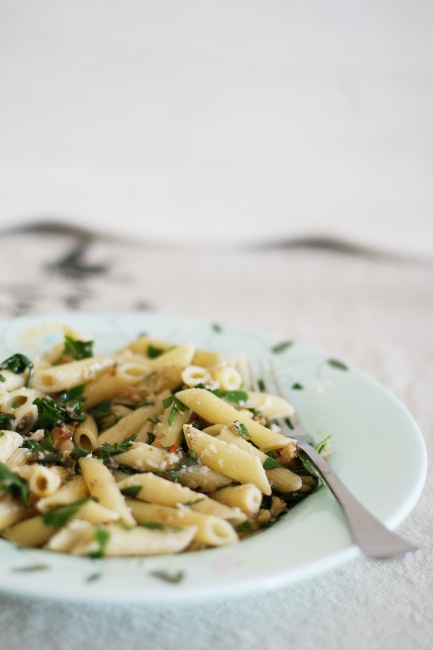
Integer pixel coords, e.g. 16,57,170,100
249,359,420,560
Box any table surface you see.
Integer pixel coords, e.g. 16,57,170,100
0,226,432,650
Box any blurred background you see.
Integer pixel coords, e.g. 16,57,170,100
0,0,432,256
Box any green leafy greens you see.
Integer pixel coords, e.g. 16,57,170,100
42,497,93,529
0,353,34,386
0,463,29,505
62,336,94,360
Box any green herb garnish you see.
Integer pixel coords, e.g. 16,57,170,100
62,336,94,360
163,395,186,426
0,374,5,382
291,382,303,390
42,497,93,529
148,417,159,424
89,400,112,423
23,438,63,465
120,485,142,498
211,389,248,404
212,324,223,333
315,435,332,455
0,413,14,430
147,432,156,444
93,435,136,462
327,359,349,371
0,353,34,386
263,457,282,470
235,521,254,534
271,341,293,354
150,569,184,583
33,397,64,432
90,527,110,558
147,345,165,359
0,462,29,505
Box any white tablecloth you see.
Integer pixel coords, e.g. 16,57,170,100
0,227,432,649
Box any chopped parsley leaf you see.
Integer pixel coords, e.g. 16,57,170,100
211,389,248,404
11,401,20,409
147,432,156,444
93,435,136,462
212,323,223,333
42,497,93,529
62,335,94,360
56,384,86,403
69,445,90,462
0,462,29,505
90,527,110,558
33,397,64,432
263,457,282,470
155,456,199,482
327,359,349,371
89,400,112,423
291,382,303,390
163,395,186,426
150,569,184,583
148,417,159,424
315,435,332,455
147,345,165,359
0,413,14,430
271,341,293,354
120,485,142,498
23,438,62,465
0,374,5,382
0,353,34,386
235,521,254,534
139,521,183,531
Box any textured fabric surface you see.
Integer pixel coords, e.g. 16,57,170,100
0,228,431,650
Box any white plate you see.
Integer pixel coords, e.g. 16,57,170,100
0,312,427,602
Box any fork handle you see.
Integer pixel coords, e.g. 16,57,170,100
298,444,420,560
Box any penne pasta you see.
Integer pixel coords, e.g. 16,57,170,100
176,388,293,451
127,499,238,547
0,329,328,557
184,425,271,495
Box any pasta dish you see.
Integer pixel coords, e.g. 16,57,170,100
0,329,330,557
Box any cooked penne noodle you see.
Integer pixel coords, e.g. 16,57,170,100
10,403,39,436
148,343,196,371
112,441,179,472
0,370,26,392
31,356,117,393
126,499,238,547
211,365,242,391
184,425,271,495
83,362,150,409
3,515,55,547
266,467,302,493
153,407,192,448
0,496,29,531
74,415,99,451
191,350,222,367
72,522,198,557
29,465,62,497
36,475,89,512
5,447,32,470
79,456,135,525
243,391,294,418
0,329,326,557
97,403,163,446
0,431,24,463
46,519,95,553
176,389,293,451
177,463,232,492
209,484,262,515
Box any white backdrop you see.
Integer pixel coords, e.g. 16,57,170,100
0,1,432,254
